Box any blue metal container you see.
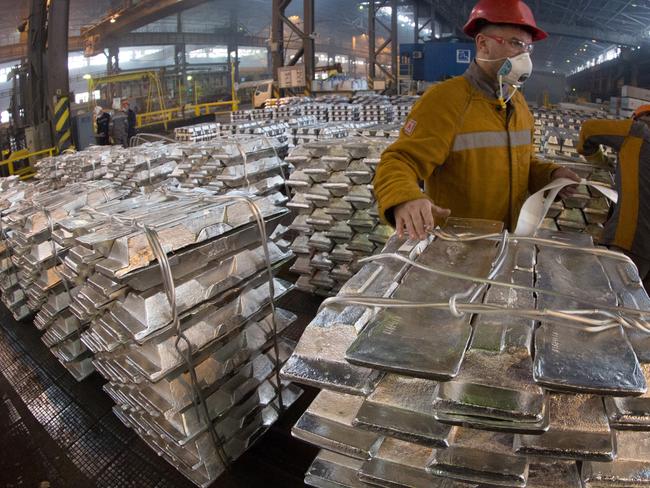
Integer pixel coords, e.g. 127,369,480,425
400,41,476,82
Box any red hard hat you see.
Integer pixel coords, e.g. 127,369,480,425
463,0,548,42
633,104,650,119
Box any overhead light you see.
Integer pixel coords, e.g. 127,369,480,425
187,75,193,81
566,59,571,63
592,39,597,43
83,73,92,80
110,15,118,23
552,70,556,74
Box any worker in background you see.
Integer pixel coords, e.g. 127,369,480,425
122,100,137,145
577,105,650,288
374,0,580,239
111,103,129,148
94,105,110,146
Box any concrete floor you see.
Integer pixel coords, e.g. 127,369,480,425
0,288,322,488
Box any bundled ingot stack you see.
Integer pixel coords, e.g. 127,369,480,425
282,217,650,488
77,189,301,486
285,138,395,296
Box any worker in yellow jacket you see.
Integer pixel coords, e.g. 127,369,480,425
577,105,650,287
374,0,579,239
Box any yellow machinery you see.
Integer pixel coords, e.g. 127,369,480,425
88,70,168,122
87,63,239,130
0,146,58,180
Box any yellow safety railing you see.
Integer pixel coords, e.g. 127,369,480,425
136,99,239,129
0,147,58,180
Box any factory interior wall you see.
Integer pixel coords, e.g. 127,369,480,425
523,70,567,106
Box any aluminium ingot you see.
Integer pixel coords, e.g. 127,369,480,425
354,373,454,447
584,197,610,225
306,208,335,231
281,236,416,394
432,243,546,433
287,193,313,214
426,427,529,487
347,234,375,254
533,243,646,395
359,437,470,488
349,210,375,233
304,185,332,207
582,431,650,487
513,393,615,461
291,235,312,255
311,253,334,272
557,208,587,231
563,184,592,209
119,344,294,444
345,219,503,380
309,232,335,252
598,257,650,362
343,185,374,210
345,160,374,185
89,193,288,278
326,222,354,243
324,198,354,221
112,242,289,341
605,363,650,430
292,389,383,460
322,172,353,197
304,450,370,488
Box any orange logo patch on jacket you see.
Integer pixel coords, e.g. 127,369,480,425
403,119,417,135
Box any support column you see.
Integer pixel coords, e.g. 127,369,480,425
303,0,315,95
414,1,420,44
367,0,398,89
26,0,48,127
391,0,398,88
46,0,72,151
227,7,240,94
271,0,287,97
175,13,186,82
368,1,376,84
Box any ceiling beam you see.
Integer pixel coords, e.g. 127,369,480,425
0,36,84,64
81,0,212,55
113,31,268,48
537,21,646,46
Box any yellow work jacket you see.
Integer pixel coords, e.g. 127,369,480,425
578,118,650,258
375,64,559,231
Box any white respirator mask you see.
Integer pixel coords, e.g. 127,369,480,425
476,52,533,107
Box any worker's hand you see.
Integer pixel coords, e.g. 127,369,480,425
394,198,451,241
551,167,581,198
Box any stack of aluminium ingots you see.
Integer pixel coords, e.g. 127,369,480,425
174,122,221,142
0,181,130,378
0,178,36,320
65,188,302,486
281,217,650,488
169,135,290,196
285,138,394,296
540,163,614,242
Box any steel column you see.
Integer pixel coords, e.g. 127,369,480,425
271,0,287,96
303,0,315,94
367,0,398,88
368,1,376,83
391,0,398,84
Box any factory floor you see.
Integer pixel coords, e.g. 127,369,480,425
0,287,321,488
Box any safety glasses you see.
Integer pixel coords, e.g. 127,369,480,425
482,34,534,53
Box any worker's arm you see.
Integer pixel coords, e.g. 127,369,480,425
578,119,634,166
374,84,465,227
